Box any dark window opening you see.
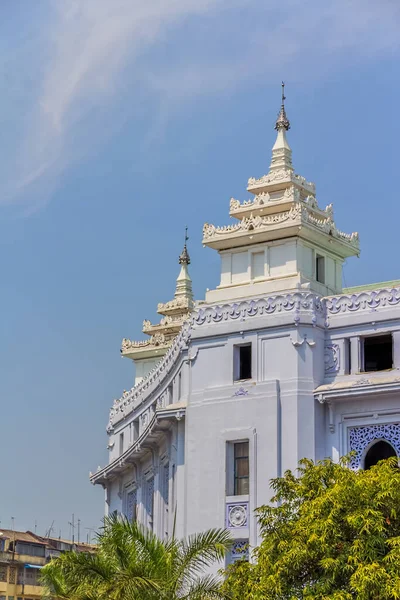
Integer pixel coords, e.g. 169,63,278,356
345,338,351,374
364,440,397,470
234,441,249,495
235,345,252,380
363,334,393,372
316,255,325,284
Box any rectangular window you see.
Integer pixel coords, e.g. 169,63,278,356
316,255,325,284
15,543,45,557
178,372,182,400
251,251,264,279
363,334,393,372
133,419,139,441
119,433,124,455
168,384,173,405
125,489,137,522
146,477,155,530
0,567,6,582
162,464,169,539
234,442,249,496
344,339,351,374
234,345,252,381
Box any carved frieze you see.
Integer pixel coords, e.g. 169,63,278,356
193,292,324,327
326,288,400,315
203,202,359,249
349,423,400,469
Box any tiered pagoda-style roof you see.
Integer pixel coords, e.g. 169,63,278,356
121,233,194,362
203,84,359,258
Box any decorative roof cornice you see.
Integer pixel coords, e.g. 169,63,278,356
193,292,324,328
229,187,333,219
121,334,170,352
109,322,191,429
92,404,187,485
203,202,359,250
247,169,315,195
325,287,400,316
157,296,194,315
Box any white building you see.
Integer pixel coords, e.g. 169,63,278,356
91,87,400,563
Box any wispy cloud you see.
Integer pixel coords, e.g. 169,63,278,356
0,0,399,212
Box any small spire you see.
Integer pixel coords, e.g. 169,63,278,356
175,226,193,303
269,81,293,173
179,226,191,265
275,81,290,132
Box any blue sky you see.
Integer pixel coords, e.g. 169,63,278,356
0,0,399,538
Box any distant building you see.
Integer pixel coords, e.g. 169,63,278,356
0,529,94,600
91,86,400,565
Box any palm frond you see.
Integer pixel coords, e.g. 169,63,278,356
180,573,231,600
175,529,232,592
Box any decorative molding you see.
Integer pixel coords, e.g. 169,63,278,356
203,202,359,249
291,333,316,347
326,288,400,316
109,323,191,428
233,387,249,397
157,296,194,313
121,333,169,351
193,292,324,328
325,344,340,373
226,502,249,529
203,203,302,240
349,423,400,469
247,169,316,194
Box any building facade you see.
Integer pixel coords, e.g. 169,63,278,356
91,89,400,564
0,529,94,600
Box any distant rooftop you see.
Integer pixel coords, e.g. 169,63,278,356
0,528,96,550
343,280,400,294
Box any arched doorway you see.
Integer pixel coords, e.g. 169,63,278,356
364,440,397,470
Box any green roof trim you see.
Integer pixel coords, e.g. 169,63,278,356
343,280,400,294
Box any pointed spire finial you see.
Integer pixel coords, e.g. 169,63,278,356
179,226,190,265
275,81,290,132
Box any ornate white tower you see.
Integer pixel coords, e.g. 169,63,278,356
203,84,359,303
121,231,194,384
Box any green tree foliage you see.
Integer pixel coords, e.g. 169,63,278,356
41,514,232,600
223,456,400,599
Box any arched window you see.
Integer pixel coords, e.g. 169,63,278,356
364,440,397,470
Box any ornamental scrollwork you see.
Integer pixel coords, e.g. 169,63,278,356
203,202,358,249
326,288,400,315
324,344,340,374
349,423,400,469
193,292,324,327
